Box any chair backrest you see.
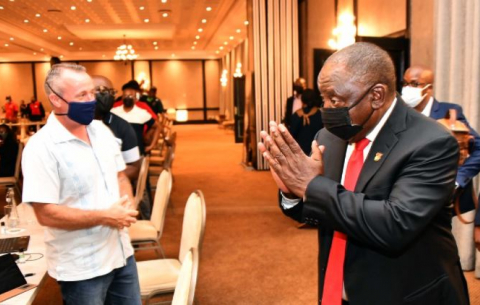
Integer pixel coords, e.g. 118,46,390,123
14,142,24,180
178,190,206,264
151,169,172,234
134,156,150,208
171,248,199,305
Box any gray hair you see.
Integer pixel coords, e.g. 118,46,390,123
320,42,396,94
44,63,87,96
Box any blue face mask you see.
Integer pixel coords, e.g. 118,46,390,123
47,83,96,125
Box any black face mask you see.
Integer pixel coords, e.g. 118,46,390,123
293,85,304,95
320,85,375,141
123,96,135,108
94,92,115,119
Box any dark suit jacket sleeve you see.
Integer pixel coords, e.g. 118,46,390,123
302,133,458,253
453,104,480,188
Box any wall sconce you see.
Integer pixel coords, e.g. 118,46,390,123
176,109,188,122
167,108,176,119
137,72,149,90
328,13,356,50
220,69,228,87
233,63,243,78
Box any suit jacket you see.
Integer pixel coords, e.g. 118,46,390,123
282,100,469,305
283,96,295,129
429,99,480,215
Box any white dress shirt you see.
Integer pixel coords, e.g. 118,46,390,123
22,114,134,281
292,95,303,114
420,97,434,117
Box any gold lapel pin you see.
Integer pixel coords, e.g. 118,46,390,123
374,152,383,162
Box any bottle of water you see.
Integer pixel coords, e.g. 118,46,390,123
6,188,19,228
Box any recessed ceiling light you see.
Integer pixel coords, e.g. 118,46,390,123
85,19,90,23
215,51,219,54
0,6,3,9
79,47,82,50
244,20,249,25
195,35,200,39
153,41,158,45
202,19,207,23
191,46,195,50
154,46,159,50
140,6,145,10
35,13,41,17
58,36,62,40
162,12,168,17
71,6,76,10
33,52,37,55
69,42,74,46
144,19,149,23
206,7,212,11
60,55,64,58
193,41,198,45
24,19,29,23
198,28,203,32
9,0,14,2
224,41,228,45
219,46,224,50
161,0,167,3
229,36,234,40
87,0,93,2
171,54,175,57
4,44,9,47
236,29,241,33
102,54,106,58
40,48,44,51
43,29,48,32
9,37,14,41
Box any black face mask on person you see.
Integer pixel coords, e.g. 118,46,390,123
94,91,115,119
320,85,376,141
123,95,135,108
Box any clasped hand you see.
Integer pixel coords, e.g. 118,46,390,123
258,121,325,198
105,195,138,230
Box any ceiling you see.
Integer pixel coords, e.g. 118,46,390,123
0,0,247,62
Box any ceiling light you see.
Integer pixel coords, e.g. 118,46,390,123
236,29,241,33
9,0,14,2
85,19,90,23
219,46,224,50
161,0,167,3
195,35,200,39
60,55,64,58
33,52,37,55
206,7,212,11
43,29,48,32
0,6,3,9
229,36,234,40
171,54,175,57
71,6,76,10
202,19,207,23
87,0,93,2
4,44,9,47
224,41,228,45
215,51,219,54
162,12,168,17
9,37,14,41
102,54,106,58
198,28,203,32
79,47,82,50
154,46,159,50
153,41,158,45
24,19,29,23
140,6,145,10
40,48,44,51
144,19,149,23
193,41,197,45
114,36,139,61
244,20,249,25
58,36,62,40
69,42,74,46
191,46,195,50
35,13,41,17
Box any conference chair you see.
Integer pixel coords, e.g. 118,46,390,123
137,190,206,304
150,131,176,167
134,156,150,209
0,142,24,196
129,169,173,258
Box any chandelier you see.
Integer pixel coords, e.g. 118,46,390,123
114,35,139,61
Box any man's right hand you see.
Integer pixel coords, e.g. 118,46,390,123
103,196,138,229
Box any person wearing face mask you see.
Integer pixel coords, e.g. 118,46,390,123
92,75,141,182
283,78,307,129
0,124,19,177
403,65,480,273
111,80,158,121
259,43,469,305
21,63,141,305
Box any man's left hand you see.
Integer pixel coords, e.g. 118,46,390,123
258,121,324,198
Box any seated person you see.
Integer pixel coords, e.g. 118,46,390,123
288,89,323,155
0,124,19,177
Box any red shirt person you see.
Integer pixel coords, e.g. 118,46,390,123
4,96,19,123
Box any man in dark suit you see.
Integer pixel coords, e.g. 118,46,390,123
283,77,307,129
403,66,480,272
259,43,469,304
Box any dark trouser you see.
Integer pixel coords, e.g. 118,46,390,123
58,256,141,305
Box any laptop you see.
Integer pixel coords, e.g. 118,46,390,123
0,236,30,254
0,253,36,302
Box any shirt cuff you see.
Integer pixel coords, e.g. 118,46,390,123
280,192,301,209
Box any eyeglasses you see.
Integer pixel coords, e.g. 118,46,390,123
95,86,117,96
402,81,429,88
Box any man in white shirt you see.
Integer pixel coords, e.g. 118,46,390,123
22,63,141,305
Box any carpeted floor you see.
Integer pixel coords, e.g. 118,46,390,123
33,124,480,304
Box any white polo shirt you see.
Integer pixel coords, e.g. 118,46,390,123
22,114,134,281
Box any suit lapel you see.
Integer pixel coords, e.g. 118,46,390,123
355,98,408,191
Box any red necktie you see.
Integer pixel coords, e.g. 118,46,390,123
322,138,370,305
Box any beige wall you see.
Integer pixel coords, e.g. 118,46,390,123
34,62,51,112
0,63,34,115
357,0,406,36
205,60,220,111
410,0,435,69
133,61,151,91
79,61,133,94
